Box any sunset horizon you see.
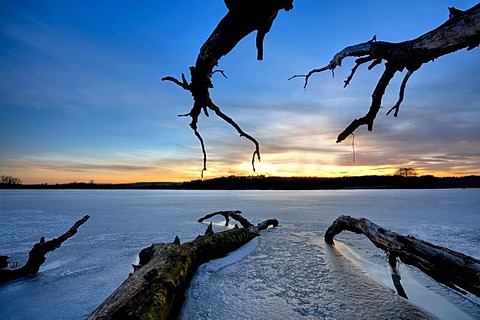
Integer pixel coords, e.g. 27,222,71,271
1,0,479,187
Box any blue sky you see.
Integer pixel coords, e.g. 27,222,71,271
1,0,479,183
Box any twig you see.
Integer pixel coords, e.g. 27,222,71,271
337,64,397,143
387,70,415,117
208,101,261,170
344,56,375,88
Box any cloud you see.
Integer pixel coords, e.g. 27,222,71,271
1,1,479,183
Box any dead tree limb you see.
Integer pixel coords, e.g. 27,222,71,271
198,209,251,227
291,4,480,143
324,215,480,298
0,215,90,283
88,212,278,320
162,1,293,175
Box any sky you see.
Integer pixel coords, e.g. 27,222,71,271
1,0,479,184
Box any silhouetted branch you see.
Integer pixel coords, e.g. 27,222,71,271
163,1,293,176
198,210,252,228
344,56,376,88
292,4,480,143
387,70,415,117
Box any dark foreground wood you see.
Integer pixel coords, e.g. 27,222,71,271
88,212,278,320
325,215,480,297
0,215,90,284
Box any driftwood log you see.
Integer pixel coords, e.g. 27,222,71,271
0,215,90,283
325,215,480,298
162,0,294,175
88,212,278,320
291,4,480,143
197,209,279,230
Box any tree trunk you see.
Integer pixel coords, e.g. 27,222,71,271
0,215,90,283
325,215,480,298
88,214,278,320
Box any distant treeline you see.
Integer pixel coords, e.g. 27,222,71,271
179,175,480,189
2,175,480,190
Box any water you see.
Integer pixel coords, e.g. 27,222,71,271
0,189,479,319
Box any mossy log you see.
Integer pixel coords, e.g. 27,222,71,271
88,213,278,320
325,215,480,297
0,215,90,284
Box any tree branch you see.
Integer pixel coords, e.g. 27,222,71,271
336,64,398,143
292,4,480,142
344,56,376,88
198,210,252,228
387,69,415,117
163,1,293,176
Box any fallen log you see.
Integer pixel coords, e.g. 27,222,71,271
88,212,278,320
0,215,90,284
324,215,480,298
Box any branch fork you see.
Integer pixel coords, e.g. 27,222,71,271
292,4,480,143
163,1,294,176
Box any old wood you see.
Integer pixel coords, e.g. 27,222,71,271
291,4,480,143
198,209,252,227
325,215,480,298
162,1,294,175
88,213,278,320
0,215,90,283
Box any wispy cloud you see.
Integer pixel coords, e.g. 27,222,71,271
1,1,479,183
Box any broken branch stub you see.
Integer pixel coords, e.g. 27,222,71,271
292,4,480,143
163,1,294,175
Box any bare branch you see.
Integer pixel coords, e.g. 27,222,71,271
161,75,190,90
289,36,378,88
163,1,292,176
337,64,398,143
344,56,376,88
296,4,480,142
198,210,253,228
212,69,228,79
193,128,207,178
368,58,383,70
208,101,261,170
387,70,415,117
288,66,333,89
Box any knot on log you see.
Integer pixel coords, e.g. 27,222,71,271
449,7,464,19
205,222,214,236
144,268,158,281
173,236,181,245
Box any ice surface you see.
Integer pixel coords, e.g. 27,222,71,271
0,189,479,319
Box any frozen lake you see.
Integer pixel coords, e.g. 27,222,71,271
0,189,479,319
